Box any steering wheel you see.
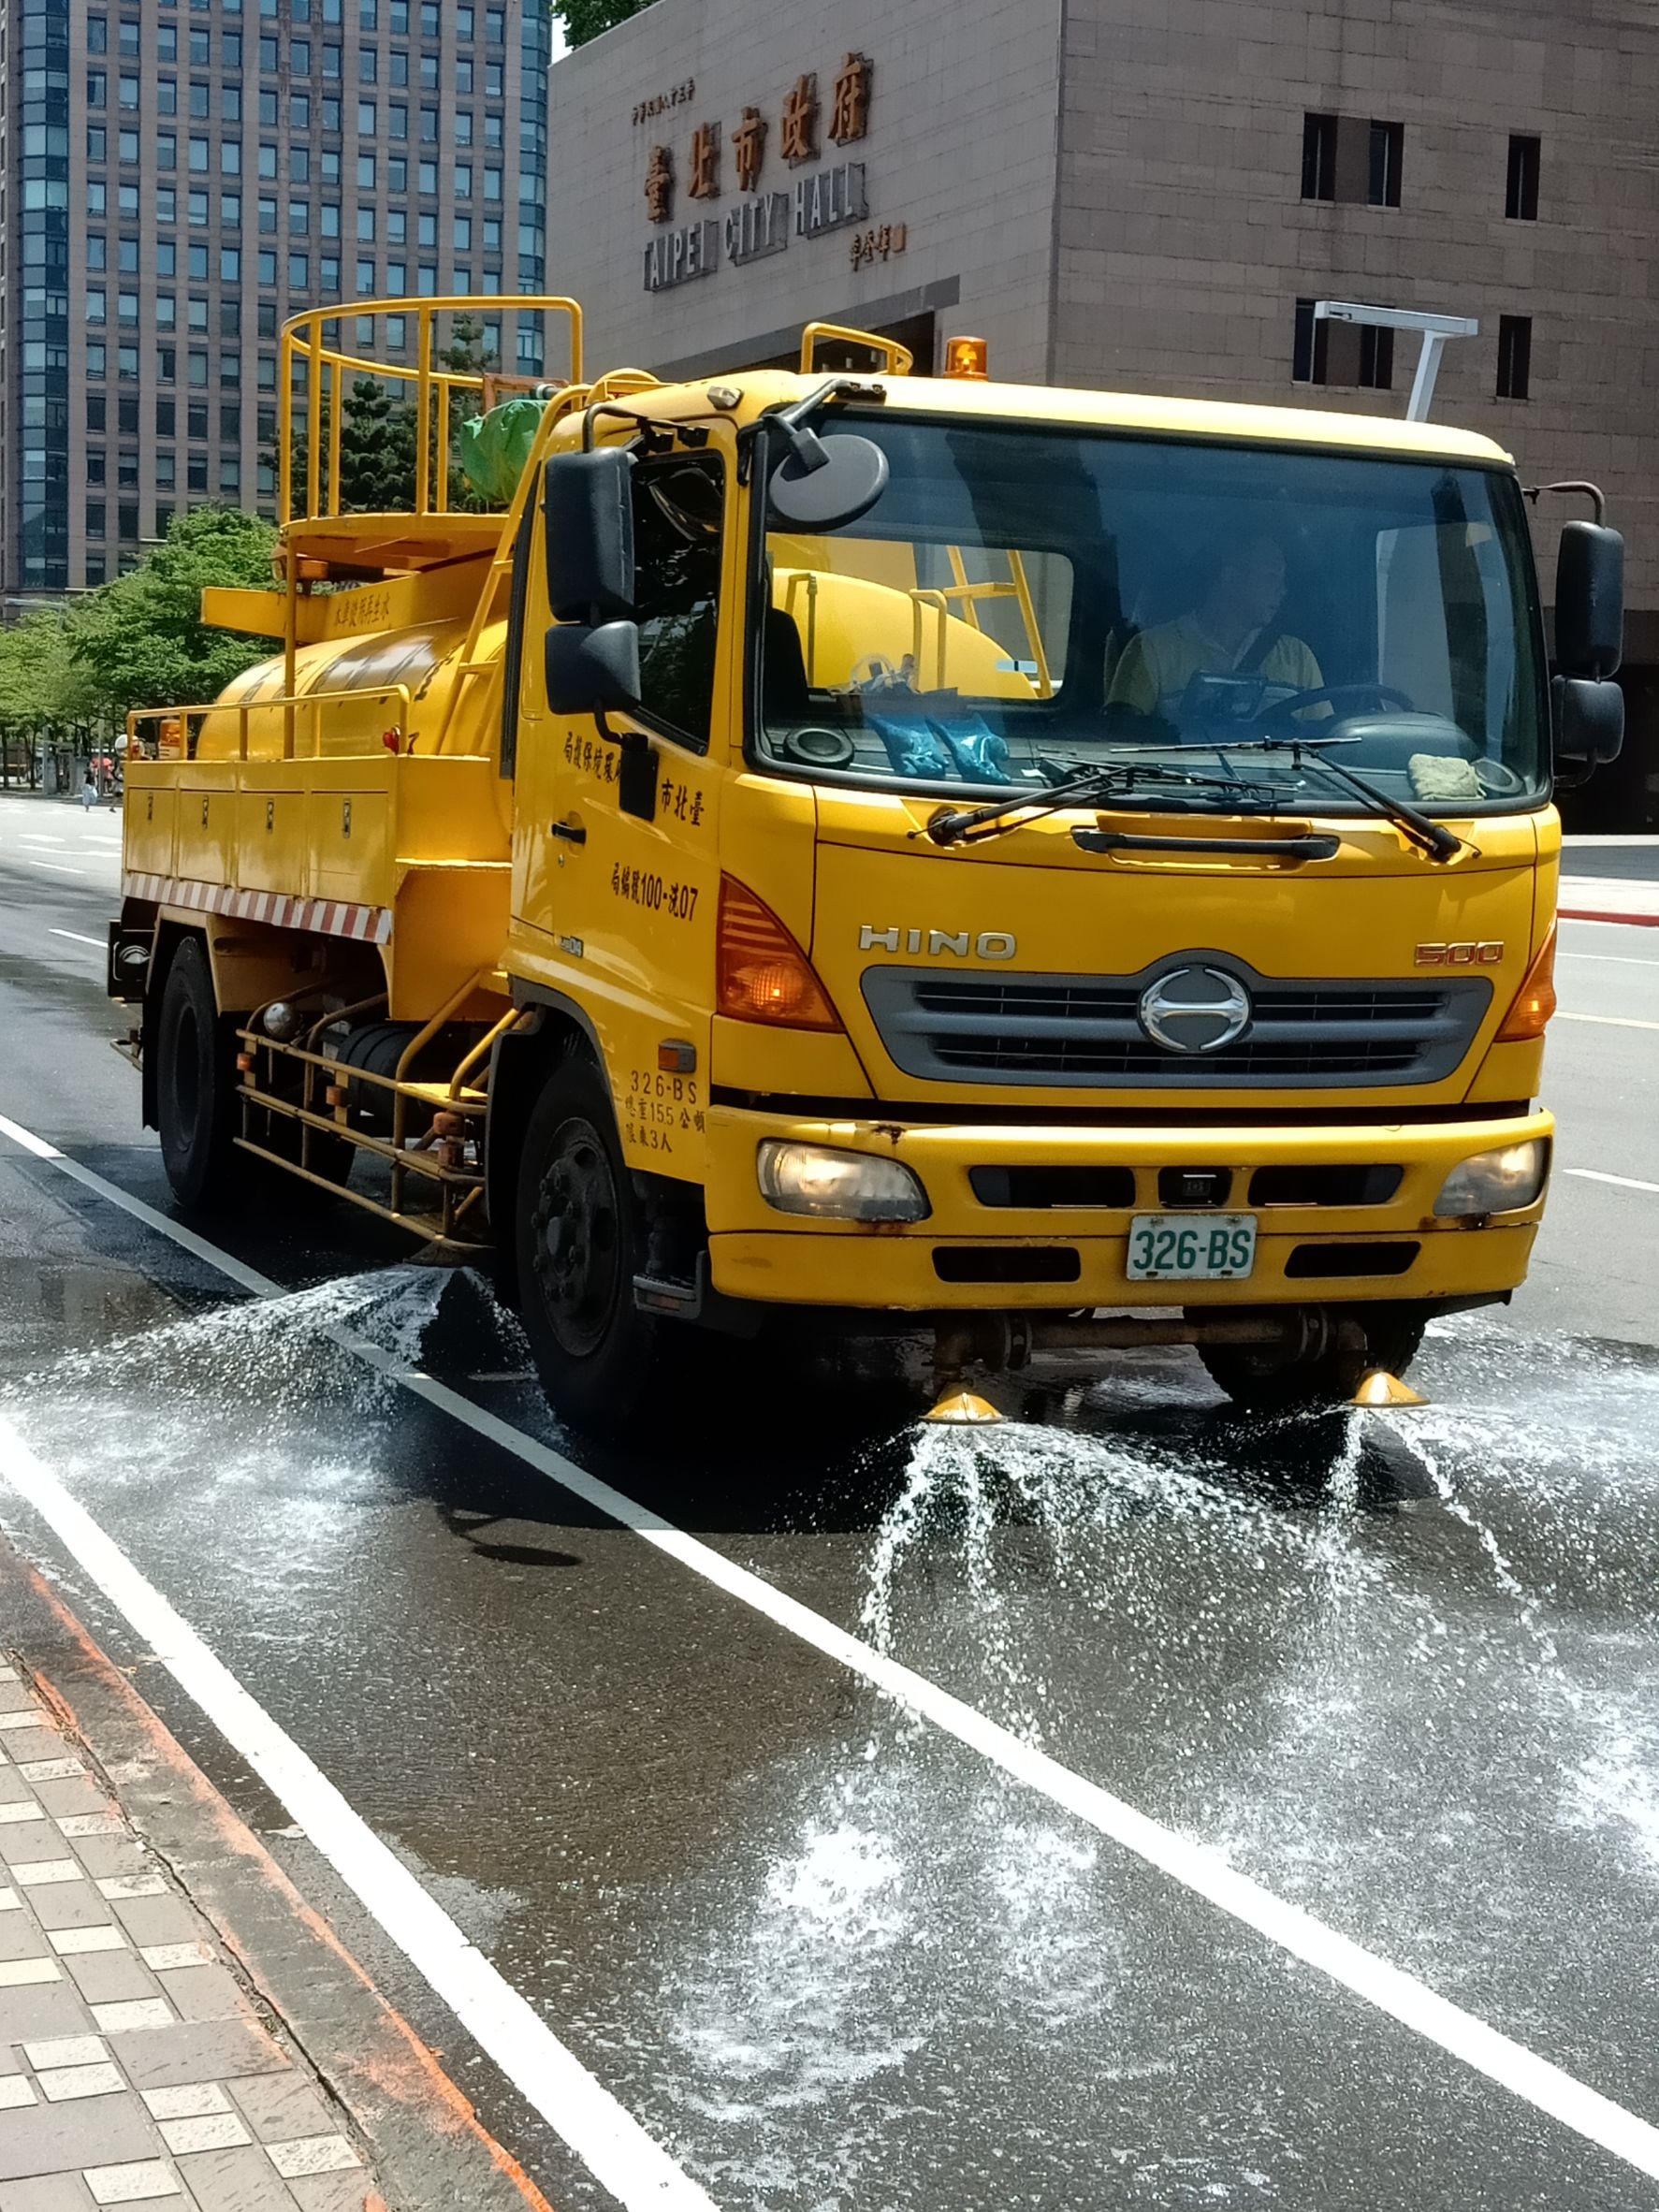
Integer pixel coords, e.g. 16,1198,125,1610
1256,682,1413,735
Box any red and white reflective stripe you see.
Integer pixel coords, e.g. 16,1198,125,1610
122,872,391,947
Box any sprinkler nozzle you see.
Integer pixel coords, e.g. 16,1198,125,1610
924,1388,1005,1427
1350,1370,1428,1409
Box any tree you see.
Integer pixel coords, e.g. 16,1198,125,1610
67,507,279,721
549,0,654,49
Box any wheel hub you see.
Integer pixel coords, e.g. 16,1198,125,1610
531,1118,620,1359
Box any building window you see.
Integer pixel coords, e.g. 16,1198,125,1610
88,452,109,486
1359,326,1393,389
1369,120,1403,207
357,100,376,134
1292,298,1328,386
87,502,108,539
1497,315,1532,400
188,455,209,490
156,399,176,433
1506,134,1540,222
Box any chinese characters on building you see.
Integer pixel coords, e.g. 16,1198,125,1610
642,51,905,293
645,52,870,219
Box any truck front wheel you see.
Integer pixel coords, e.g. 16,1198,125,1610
1196,1302,1430,1413
516,1051,661,1433
154,937,240,1211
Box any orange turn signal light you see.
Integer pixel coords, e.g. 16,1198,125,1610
716,876,841,1031
1496,925,1557,1041
943,335,989,381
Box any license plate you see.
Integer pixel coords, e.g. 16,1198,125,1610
1126,1213,1258,1281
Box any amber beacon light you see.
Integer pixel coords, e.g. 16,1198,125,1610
944,335,990,380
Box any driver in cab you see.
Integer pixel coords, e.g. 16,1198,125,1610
1107,534,1323,720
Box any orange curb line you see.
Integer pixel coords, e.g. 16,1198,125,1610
1558,907,1659,928
22,1562,560,2212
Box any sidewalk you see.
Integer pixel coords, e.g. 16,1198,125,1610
1560,836,1659,926
0,1666,373,2212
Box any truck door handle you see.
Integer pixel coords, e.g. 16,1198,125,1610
549,817,587,846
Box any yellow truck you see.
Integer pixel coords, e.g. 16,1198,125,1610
109,292,1626,1426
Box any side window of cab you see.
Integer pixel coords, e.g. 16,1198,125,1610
630,455,723,752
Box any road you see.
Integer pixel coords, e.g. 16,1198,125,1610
2,790,1659,2212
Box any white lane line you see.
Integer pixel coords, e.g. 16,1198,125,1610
0,1413,714,2212
48,931,107,953
1565,1169,1659,1195
1557,952,1659,969
19,837,66,848
1554,1011,1659,1033
4,1112,1659,2185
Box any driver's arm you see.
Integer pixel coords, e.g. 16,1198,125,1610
1106,632,1160,714
1265,636,1329,718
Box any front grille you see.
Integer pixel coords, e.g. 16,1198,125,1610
863,959,1490,1090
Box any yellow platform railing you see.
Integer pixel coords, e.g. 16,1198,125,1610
126,685,415,764
277,293,584,526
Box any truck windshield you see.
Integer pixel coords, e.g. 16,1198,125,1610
752,415,1547,815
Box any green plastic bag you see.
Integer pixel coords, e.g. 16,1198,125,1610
458,395,548,505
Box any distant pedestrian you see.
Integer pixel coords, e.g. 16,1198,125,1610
80,772,99,811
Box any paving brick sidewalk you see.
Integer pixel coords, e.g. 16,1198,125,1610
0,1664,377,2212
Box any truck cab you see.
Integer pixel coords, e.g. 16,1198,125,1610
114,298,1625,1427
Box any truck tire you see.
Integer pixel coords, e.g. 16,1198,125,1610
1196,1302,1429,1413
515,1049,662,1433
154,938,240,1211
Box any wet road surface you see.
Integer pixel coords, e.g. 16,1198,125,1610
3,793,1659,2210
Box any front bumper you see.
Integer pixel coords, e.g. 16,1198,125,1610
703,1104,1552,1310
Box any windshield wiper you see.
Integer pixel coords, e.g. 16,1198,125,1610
922,761,1275,848
1212,735,1471,864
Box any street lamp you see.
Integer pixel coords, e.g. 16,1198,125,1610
1312,301,1479,424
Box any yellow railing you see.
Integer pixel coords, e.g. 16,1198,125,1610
799,319,914,377
126,685,415,764
277,293,584,526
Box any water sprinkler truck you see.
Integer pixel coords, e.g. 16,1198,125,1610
109,294,1625,1427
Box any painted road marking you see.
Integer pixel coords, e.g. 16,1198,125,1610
1554,1011,1659,1033
4,1114,1659,2180
1557,951,1659,969
0,1405,716,2212
17,860,86,877
1565,1169,1659,1195
49,931,107,952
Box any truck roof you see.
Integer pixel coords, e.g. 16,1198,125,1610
638,369,1516,470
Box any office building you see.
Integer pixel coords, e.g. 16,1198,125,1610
546,0,1659,824
0,0,551,599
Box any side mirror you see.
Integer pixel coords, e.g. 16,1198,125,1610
766,431,889,531
1555,520,1623,678
545,620,642,717
544,448,635,623
1551,674,1623,771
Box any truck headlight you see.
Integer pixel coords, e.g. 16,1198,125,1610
1433,1140,1549,1217
757,1141,930,1222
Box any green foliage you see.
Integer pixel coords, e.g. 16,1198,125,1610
0,610,95,729
549,0,653,48
66,507,279,722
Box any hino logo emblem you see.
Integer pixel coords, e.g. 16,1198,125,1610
859,924,1018,961
1139,965,1253,1054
